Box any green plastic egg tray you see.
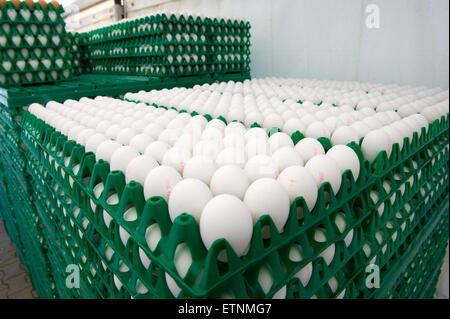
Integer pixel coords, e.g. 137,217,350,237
0,1,73,87
17,102,449,298
81,13,251,78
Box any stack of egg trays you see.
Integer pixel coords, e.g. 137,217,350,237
67,32,83,76
386,206,449,299
208,16,251,75
0,0,73,87
84,13,250,78
25,145,138,299
20,102,448,298
0,146,56,298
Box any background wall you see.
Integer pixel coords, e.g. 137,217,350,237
122,0,449,89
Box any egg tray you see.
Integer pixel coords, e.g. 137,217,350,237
392,208,449,299
0,2,73,87
80,13,251,78
0,162,56,299
0,72,251,109
89,59,248,78
0,1,65,25
85,13,250,45
368,194,449,299
23,138,364,299
20,135,450,297
18,108,449,298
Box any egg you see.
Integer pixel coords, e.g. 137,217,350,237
244,178,290,235
268,132,294,153
95,140,122,162
143,165,182,201
183,155,217,185
210,165,250,200
216,147,246,168
244,155,278,182
145,141,171,164
305,121,331,139
282,118,306,136
330,126,359,146
11,0,21,9
85,134,108,153
168,178,213,223
361,129,392,163
110,146,139,172
125,155,159,185
380,125,404,150
277,166,318,212
38,0,48,9
129,134,153,154
165,243,192,297
200,194,253,261
326,145,360,182
271,147,304,173
294,137,325,163
305,155,342,195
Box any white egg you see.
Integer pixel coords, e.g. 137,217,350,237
244,178,290,235
165,243,192,297
85,134,108,153
125,155,159,185
129,134,154,154
110,146,139,172
74,128,95,146
305,121,331,139
244,155,279,182
271,147,304,173
210,165,250,200
380,125,404,150
193,140,222,159
200,194,253,261
168,178,213,223
183,155,217,185
330,126,359,146
361,129,392,163
282,118,306,136
95,140,122,162
216,147,247,168
294,137,325,163
263,113,284,130
145,141,171,164
268,132,294,153
305,155,342,195
326,145,360,182
117,127,138,145
278,166,318,211
143,165,182,201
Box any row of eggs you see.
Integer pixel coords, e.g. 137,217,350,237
190,78,448,107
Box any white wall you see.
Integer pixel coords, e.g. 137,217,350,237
125,0,449,89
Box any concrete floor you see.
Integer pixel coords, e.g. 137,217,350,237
0,219,38,299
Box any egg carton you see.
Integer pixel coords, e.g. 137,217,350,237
18,105,448,298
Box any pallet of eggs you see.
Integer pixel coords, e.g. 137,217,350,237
0,0,73,87
20,81,448,299
67,31,83,76
82,12,250,78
